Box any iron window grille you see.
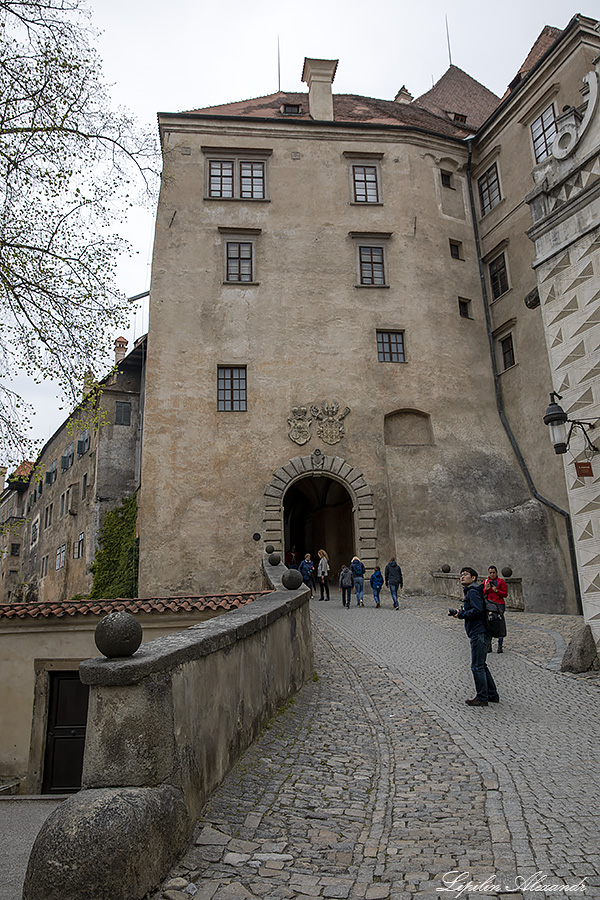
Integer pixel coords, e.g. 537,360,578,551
441,171,453,188
353,166,379,203
359,246,386,285
218,366,247,411
377,330,405,363
478,163,501,216
531,105,557,163
458,299,472,319
489,252,509,300
449,240,462,259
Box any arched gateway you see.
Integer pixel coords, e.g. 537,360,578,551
262,449,378,574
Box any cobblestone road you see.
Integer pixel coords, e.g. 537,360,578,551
151,594,600,900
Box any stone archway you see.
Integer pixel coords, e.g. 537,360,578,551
262,449,378,572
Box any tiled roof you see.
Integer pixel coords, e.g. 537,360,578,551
501,26,563,100
180,91,472,139
0,592,271,620
412,65,500,130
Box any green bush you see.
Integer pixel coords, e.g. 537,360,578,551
89,494,138,599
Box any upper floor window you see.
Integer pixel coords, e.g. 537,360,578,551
352,165,379,203
56,543,66,570
227,242,254,283
115,401,131,426
359,247,385,285
44,502,53,529
449,240,463,260
10,543,20,557
204,148,272,200
458,298,472,319
500,333,515,370
73,532,84,559
281,103,302,115
441,170,453,189
45,459,57,485
478,163,501,216
489,252,509,300
61,443,74,472
77,428,90,457
30,516,39,547
531,105,557,163
377,330,405,363
218,366,247,411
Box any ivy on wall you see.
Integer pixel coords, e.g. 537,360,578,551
89,494,138,599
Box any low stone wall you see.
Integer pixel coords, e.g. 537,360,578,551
431,572,524,610
23,556,312,900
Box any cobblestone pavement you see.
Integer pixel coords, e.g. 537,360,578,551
151,594,600,900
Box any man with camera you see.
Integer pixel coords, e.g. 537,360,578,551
449,567,500,707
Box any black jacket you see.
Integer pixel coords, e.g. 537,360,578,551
385,561,403,587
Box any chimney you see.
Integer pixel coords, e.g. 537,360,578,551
394,86,413,104
115,336,128,365
301,58,338,121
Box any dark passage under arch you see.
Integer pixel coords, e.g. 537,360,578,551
283,476,354,579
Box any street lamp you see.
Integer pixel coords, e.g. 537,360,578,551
543,391,598,455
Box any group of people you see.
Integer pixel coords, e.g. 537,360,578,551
450,565,508,707
288,547,404,610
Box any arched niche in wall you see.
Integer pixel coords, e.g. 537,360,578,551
384,409,434,447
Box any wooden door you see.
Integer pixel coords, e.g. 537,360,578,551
42,671,89,793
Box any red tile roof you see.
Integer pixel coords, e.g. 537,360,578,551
179,91,473,139
412,65,500,130
0,592,271,620
501,26,563,100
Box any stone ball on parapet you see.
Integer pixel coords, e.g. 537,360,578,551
282,569,303,590
441,564,451,573
502,567,513,578
265,544,275,554
95,611,143,658
268,552,281,566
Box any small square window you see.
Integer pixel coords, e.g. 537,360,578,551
478,163,501,215
453,113,467,124
115,401,131,426
489,252,509,300
353,165,379,203
501,334,515,370
376,330,405,363
218,366,247,411
458,299,472,318
449,240,462,260
441,170,453,189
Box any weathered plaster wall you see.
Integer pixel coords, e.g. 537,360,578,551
139,119,568,609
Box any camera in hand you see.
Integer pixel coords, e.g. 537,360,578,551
448,608,458,616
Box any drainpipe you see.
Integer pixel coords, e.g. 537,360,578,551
466,140,582,615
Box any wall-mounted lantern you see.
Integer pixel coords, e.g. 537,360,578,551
543,392,598,455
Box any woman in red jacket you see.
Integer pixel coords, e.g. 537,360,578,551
483,565,508,652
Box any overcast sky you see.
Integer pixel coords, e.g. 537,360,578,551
16,0,594,449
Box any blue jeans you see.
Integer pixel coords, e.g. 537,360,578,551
354,576,364,604
388,583,399,607
372,586,381,605
470,631,498,702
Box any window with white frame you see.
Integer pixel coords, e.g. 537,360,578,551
56,543,66,569
204,149,272,200
217,366,247,411
352,165,379,203
478,162,501,215
73,532,84,559
531,105,557,163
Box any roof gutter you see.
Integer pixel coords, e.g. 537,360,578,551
466,139,582,614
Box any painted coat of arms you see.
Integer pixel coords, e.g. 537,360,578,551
287,407,312,445
310,400,351,445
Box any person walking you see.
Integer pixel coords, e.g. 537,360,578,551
298,553,315,597
317,549,330,601
339,565,354,609
350,556,365,606
449,566,500,707
384,557,403,609
483,565,508,652
370,566,384,608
